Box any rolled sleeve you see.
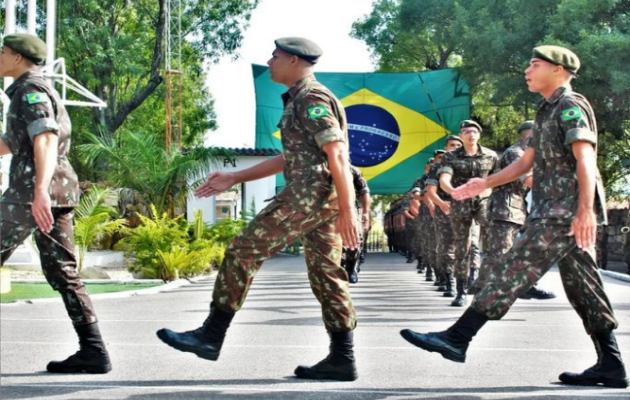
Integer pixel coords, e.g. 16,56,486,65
565,127,597,146
438,165,453,176
314,127,345,148
27,118,60,141
1,132,9,144
426,178,439,187
559,98,597,146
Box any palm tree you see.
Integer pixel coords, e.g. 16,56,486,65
74,187,127,271
78,131,232,216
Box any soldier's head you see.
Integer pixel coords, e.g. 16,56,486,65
518,120,534,140
458,120,481,148
268,37,322,87
526,45,579,98
425,158,435,173
434,149,446,163
0,33,46,78
444,135,463,152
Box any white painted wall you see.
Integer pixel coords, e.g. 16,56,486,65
187,155,278,225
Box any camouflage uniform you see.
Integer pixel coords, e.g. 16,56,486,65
472,87,618,333
0,71,95,327
426,162,455,282
341,165,369,277
471,139,530,293
212,77,357,332
439,146,498,281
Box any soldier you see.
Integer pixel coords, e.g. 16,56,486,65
156,37,360,381
0,34,111,373
401,45,628,388
424,137,463,291
408,158,435,273
342,165,370,283
468,121,556,300
438,120,499,307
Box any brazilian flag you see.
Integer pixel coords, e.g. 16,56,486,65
253,65,470,194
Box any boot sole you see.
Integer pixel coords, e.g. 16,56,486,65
400,330,465,363
294,366,358,381
47,364,112,374
156,330,219,361
559,376,630,388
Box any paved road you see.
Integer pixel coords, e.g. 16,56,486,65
1,253,629,399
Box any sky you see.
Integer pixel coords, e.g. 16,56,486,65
204,0,376,148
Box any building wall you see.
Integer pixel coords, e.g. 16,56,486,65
187,154,277,225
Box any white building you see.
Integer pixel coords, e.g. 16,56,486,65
187,148,281,225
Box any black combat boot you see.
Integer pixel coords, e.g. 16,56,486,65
156,302,235,361
425,265,434,281
467,268,478,290
406,252,414,263
443,273,455,298
559,332,629,388
295,331,358,381
47,322,112,374
519,285,556,300
416,257,425,272
451,279,467,307
400,308,488,363
436,274,447,292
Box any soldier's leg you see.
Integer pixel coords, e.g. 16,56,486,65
468,221,481,288
1,203,38,265
437,210,456,296
158,201,305,361
451,216,473,306
471,220,519,294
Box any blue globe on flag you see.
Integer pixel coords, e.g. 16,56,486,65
346,104,400,167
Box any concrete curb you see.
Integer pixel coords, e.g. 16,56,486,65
601,270,630,283
2,276,213,305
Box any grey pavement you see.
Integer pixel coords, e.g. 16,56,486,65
1,252,629,399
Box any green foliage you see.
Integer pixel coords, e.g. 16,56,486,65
206,218,247,244
352,0,630,194
79,130,232,215
116,205,189,274
74,187,127,271
240,197,257,221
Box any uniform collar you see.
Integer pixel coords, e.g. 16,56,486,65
5,70,42,98
456,145,486,156
288,76,315,97
538,85,570,108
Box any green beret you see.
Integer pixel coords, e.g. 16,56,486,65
3,33,47,64
445,134,463,144
274,37,322,64
532,45,580,74
434,149,446,156
459,120,482,133
427,158,435,164
518,120,535,132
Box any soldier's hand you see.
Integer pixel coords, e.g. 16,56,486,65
403,209,414,220
438,201,451,215
337,208,359,250
452,178,488,200
409,199,420,217
195,172,236,198
426,201,436,217
32,189,54,233
569,207,598,250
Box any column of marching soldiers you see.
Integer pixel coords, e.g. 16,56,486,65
383,120,556,307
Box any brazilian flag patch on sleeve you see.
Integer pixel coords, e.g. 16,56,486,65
307,105,329,119
26,92,50,104
561,106,582,121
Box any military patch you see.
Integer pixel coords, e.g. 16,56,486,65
307,105,328,119
561,106,582,121
26,92,50,104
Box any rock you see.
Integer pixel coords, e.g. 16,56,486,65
80,267,111,279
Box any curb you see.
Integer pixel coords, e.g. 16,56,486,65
601,270,630,284
2,276,214,305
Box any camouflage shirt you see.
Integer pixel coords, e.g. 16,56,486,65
488,139,530,225
275,77,347,211
350,165,369,211
529,86,607,225
1,71,80,207
425,163,451,201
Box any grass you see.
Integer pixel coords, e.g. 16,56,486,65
1,282,161,303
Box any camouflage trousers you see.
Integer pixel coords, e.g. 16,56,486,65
472,220,619,334
434,207,455,277
451,199,489,280
469,221,481,272
410,215,422,258
419,204,435,267
212,200,357,332
470,220,521,292
0,203,97,326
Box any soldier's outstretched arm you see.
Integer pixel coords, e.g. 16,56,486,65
452,148,535,200
195,154,285,198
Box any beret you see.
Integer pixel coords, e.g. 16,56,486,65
427,158,435,164
518,120,535,132
3,33,47,64
532,45,580,74
459,120,483,133
274,37,323,64
434,149,446,156
445,134,463,144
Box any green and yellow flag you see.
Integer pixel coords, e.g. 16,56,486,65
253,65,470,194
